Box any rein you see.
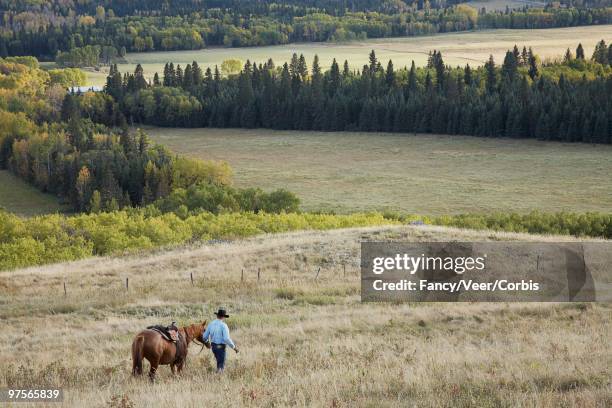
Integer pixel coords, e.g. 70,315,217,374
192,334,206,354
184,326,207,354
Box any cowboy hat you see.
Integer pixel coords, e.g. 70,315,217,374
215,308,230,318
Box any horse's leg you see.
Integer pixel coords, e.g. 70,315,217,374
177,361,184,374
170,364,176,375
149,358,160,383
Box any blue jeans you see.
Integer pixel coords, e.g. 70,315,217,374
211,343,226,372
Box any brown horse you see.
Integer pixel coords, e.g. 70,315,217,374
131,321,208,381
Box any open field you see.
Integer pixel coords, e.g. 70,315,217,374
462,0,546,11
81,26,612,86
1,224,610,407
146,128,612,215
0,226,612,407
0,170,66,216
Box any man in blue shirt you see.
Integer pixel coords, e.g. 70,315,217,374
201,308,239,373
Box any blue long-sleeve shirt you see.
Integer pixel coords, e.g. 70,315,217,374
202,319,236,349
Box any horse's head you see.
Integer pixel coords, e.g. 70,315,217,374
182,320,208,345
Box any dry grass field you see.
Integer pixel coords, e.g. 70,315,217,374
146,128,612,215
1,224,610,407
82,25,611,86
0,170,67,216
462,0,546,11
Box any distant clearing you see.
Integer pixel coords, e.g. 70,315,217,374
84,25,611,86
0,170,66,216
462,0,546,11
146,127,612,215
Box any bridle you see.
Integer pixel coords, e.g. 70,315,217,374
186,325,207,354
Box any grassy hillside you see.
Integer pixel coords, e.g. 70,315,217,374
1,225,609,407
146,128,612,215
0,170,66,216
83,26,611,86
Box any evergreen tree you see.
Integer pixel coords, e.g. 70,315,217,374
163,63,175,86
528,50,539,80
175,65,183,85
512,45,520,62
279,63,292,102
576,43,585,60
368,50,377,73
433,51,445,91
134,64,147,90
238,71,254,104
329,58,341,95
312,55,323,96
298,54,308,81
385,60,395,87
192,61,203,86
485,55,496,94
521,46,528,66
464,64,472,86
592,40,608,64
342,60,350,78
183,64,194,88
408,61,417,93
289,53,299,78
501,50,518,83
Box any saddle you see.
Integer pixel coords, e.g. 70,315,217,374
147,325,179,343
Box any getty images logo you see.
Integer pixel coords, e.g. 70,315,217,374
371,253,487,275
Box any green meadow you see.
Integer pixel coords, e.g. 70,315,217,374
146,128,612,215
0,170,66,216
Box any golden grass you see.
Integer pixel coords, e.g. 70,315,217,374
1,225,610,407
463,0,546,11
146,128,612,215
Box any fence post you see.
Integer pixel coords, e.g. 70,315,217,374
315,267,321,280
126,277,129,291
190,272,194,286
241,269,244,282
63,281,67,296
257,268,261,282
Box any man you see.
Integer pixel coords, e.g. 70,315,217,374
201,308,239,373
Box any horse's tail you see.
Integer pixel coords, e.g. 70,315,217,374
132,335,145,376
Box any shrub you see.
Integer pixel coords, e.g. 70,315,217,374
154,184,301,215
1,209,610,272
0,209,397,271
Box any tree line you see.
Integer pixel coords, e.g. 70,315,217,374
3,207,612,271
0,0,463,18
102,41,612,144
0,57,299,213
0,209,394,271
0,0,610,62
